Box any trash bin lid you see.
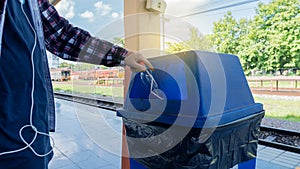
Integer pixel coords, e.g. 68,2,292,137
117,50,264,128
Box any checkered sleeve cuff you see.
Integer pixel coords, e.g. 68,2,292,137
79,37,128,67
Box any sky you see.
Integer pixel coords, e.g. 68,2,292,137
51,0,273,65
55,0,123,35
54,0,273,38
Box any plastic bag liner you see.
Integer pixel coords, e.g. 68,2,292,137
123,112,264,169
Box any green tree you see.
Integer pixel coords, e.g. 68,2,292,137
208,12,254,73
253,0,300,70
112,37,125,47
59,62,74,69
244,0,300,73
165,41,190,54
73,63,96,71
209,12,248,55
210,0,300,74
165,27,213,54
185,27,213,52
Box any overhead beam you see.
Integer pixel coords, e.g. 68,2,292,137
49,0,61,6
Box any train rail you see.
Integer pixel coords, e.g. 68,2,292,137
54,92,122,111
259,126,300,154
53,92,300,154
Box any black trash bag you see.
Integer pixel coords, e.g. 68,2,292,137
123,112,264,169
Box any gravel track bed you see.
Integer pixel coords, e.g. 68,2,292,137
260,117,300,147
262,117,300,131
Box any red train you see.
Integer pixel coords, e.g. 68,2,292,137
76,68,124,80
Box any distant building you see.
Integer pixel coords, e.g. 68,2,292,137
52,55,60,68
47,52,60,68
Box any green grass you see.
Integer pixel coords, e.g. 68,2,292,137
254,96,300,122
53,80,300,122
248,81,299,89
53,80,124,98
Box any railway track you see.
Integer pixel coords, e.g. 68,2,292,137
54,92,123,111
53,92,300,154
259,126,300,154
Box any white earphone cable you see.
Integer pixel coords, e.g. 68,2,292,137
0,2,55,157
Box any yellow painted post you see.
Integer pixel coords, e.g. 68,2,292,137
49,0,61,5
123,0,162,168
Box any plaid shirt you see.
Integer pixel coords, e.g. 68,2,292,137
0,0,128,131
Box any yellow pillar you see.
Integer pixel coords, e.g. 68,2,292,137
49,0,61,5
124,0,161,56
122,0,162,168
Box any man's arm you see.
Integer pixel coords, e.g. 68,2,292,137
38,0,127,67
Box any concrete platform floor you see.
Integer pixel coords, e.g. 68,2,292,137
49,99,300,169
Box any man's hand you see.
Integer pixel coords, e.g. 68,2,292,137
124,52,154,72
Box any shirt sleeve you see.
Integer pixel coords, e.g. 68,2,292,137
38,0,127,67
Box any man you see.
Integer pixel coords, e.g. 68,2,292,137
0,0,153,168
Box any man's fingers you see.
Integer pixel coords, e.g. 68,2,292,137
124,52,154,72
130,62,147,72
141,58,155,71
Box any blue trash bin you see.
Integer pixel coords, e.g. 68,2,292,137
117,50,264,169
